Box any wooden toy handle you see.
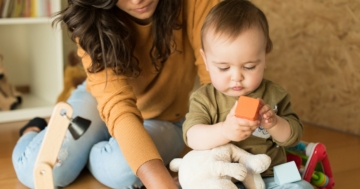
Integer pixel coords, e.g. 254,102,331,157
34,163,54,189
34,102,73,189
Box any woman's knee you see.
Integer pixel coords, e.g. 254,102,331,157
88,140,143,188
14,157,80,188
66,81,109,142
67,82,98,117
13,128,105,188
12,132,46,188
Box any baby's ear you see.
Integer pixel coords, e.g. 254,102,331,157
200,49,209,71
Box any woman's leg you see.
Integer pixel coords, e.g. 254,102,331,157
88,119,185,189
12,82,110,188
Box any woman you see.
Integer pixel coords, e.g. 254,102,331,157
12,0,220,188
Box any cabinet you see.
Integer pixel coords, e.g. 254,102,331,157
0,1,63,123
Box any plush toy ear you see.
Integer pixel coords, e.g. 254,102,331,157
169,158,183,172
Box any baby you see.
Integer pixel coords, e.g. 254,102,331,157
183,0,313,188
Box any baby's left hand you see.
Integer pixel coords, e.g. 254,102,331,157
258,99,278,129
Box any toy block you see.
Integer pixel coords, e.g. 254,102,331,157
274,161,301,185
235,96,260,120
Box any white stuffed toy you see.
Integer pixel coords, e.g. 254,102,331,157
170,143,271,189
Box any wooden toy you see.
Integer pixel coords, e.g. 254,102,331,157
34,102,91,189
273,161,301,185
235,96,260,120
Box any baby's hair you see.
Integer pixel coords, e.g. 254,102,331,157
53,0,182,77
201,0,272,53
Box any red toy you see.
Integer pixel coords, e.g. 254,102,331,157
235,96,260,120
303,143,334,188
286,142,335,189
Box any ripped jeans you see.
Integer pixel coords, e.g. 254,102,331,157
12,82,185,189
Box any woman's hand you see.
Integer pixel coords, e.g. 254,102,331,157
137,159,178,189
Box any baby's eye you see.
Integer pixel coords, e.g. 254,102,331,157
218,67,229,71
244,66,256,70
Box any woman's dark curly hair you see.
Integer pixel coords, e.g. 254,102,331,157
53,0,182,77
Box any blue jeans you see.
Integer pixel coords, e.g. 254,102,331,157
235,177,314,189
12,82,185,188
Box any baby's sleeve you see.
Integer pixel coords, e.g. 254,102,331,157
182,90,213,145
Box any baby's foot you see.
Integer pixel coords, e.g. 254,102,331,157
245,154,271,173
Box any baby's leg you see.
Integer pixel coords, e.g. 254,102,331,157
263,177,314,189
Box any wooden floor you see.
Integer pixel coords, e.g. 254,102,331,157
1,120,359,189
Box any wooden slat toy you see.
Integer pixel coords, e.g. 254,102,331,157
235,96,260,121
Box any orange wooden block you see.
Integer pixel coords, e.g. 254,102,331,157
235,96,260,120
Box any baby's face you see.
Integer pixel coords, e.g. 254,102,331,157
201,26,267,97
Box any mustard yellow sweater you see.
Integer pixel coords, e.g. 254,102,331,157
76,0,220,174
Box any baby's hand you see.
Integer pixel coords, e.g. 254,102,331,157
258,99,278,129
222,102,260,142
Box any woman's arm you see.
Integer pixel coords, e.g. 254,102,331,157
185,0,221,85
76,42,164,174
137,159,178,189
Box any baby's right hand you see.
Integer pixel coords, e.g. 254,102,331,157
222,102,260,142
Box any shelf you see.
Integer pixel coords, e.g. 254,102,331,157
0,0,63,124
0,17,55,25
0,94,55,123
